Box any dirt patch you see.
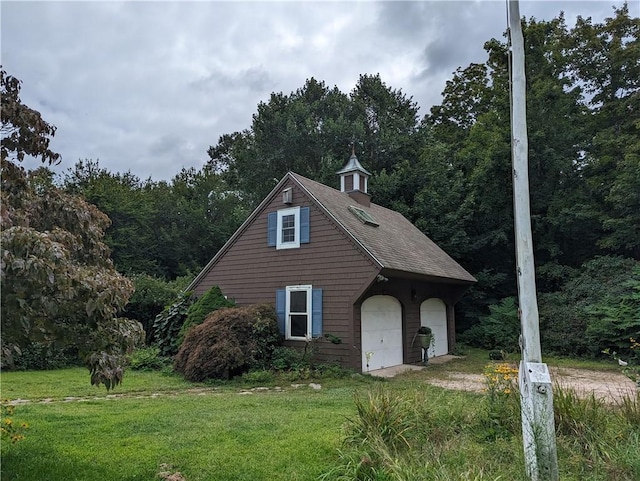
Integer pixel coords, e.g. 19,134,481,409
424,373,486,393
423,366,637,403
550,367,636,401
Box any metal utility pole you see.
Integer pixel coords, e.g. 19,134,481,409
508,1,558,479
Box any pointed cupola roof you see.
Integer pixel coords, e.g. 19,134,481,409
336,148,372,177
337,148,372,206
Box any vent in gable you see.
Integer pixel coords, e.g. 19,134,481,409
282,187,293,204
349,205,379,227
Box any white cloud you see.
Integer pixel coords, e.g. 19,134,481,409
1,0,635,181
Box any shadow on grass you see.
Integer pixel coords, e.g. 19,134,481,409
1,442,156,481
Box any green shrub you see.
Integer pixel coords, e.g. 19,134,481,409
127,346,171,371
585,265,640,357
173,304,281,382
152,291,193,357
123,274,189,343
539,256,639,357
314,363,353,379
12,342,79,371
262,345,351,380
177,286,235,344
270,346,310,372
460,297,519,351
538,291,591,356
241,370,275,384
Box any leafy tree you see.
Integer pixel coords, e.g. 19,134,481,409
538,256,639,357
566,5,640,258
428,62,493,145
207,75,421,205
123,274,190,343
349,73,420,174
63,160,162,276
1,71,143,389
63,160,246,279
1,164,144,388
1,68,60,165
585,265,640,357
208,78,352,204
420,12,637,306
162,166,247,277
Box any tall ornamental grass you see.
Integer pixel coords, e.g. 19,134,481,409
327,380,640,481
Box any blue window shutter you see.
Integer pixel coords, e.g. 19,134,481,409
311,288,323,338
267,212,277,246
276,289,286,335
300,207,310,244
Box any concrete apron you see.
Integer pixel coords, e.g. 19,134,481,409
368,355,461,378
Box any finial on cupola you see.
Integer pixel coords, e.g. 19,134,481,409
337,146,372,206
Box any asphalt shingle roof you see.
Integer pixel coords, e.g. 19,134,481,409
292,173,476,284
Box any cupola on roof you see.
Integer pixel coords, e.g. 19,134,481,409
336,151,372,176
337,148,372,205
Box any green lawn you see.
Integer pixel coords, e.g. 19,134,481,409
3,392,354,480
2,354,637,481
1,370,367,481
0,367,199,401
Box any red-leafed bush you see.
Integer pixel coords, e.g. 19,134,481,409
173,304,281,381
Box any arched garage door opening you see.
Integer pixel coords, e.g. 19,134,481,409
361,295,403,372
420,298,448,358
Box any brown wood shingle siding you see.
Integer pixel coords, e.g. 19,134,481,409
193,181,379,367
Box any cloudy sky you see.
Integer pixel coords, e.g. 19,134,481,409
2,0,635,181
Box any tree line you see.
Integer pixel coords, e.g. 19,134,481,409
2,5,638,383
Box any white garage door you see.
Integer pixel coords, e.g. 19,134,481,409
361,295,403,371
420,298,448,358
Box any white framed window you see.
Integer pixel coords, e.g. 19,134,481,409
276,286,322,340
286,285,312,340
268,207,310,249
277,206,300,249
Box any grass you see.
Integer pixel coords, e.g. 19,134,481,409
419,346,622,378
329,377,639,480
2,351,638,481
0,367,199,400
1,375,363,481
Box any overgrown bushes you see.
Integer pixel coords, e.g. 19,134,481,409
174,304,281,381
539,256,640,358
123,274,190,343
177,285,235,344
462,256,640,359
12,342,80,371
151,291,193,357
127,346,171,371
459,297,519,351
